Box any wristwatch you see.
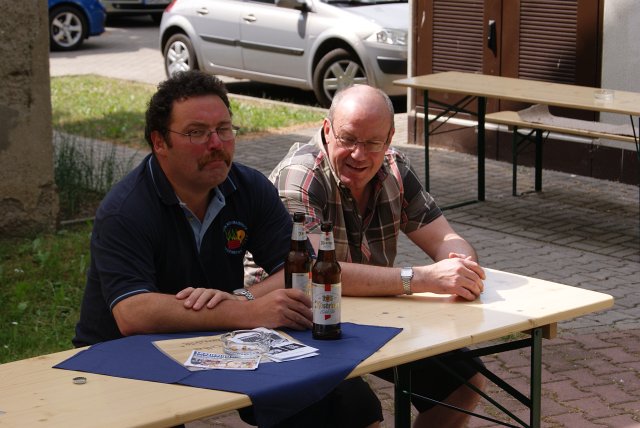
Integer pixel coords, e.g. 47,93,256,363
233,288,255,301
401,266,414,295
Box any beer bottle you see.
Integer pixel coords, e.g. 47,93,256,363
312,221,342,340
284,212,312,296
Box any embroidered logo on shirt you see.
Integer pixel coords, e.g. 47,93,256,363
223,221,248,254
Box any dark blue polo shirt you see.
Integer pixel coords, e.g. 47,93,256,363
73,154,292,347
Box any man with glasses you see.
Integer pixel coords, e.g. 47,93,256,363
246,84,487,427
73,71,383,428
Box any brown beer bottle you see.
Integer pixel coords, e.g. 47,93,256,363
312,221,342,340
284,212,312,295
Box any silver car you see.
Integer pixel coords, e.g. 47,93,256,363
159,0,408,107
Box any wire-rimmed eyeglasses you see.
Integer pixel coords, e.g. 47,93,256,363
329,121,390,153
168,125,240,144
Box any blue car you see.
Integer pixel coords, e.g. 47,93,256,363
49,0,106,51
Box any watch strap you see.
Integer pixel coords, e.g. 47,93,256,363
401,267,413,295
233,288,255,301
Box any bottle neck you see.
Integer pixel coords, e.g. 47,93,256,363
319,231,334,251
317,231,336,261
291,222,306,240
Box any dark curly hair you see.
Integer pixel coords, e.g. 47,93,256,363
144,71,232,148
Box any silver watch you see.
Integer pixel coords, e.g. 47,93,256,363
401,267,413,295
233,288,255,301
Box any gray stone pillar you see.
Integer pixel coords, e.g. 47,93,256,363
0,0,58,236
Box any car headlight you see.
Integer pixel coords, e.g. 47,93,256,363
367,29,407,46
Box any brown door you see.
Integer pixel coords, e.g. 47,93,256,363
410,0,603,161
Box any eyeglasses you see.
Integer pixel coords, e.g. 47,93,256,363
168,125,240,144
329,121,390,153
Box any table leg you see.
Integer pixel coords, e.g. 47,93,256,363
636,116,639,162
477,97,486,201
512,126,519,196
394,365,412,428
530,327,543,428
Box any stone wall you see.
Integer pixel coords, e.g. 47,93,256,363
0,0,58,236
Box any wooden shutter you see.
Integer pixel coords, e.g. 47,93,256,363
431,0,485,73
518,0,578,83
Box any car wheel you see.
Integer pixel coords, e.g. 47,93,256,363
312,48,368,107
49,5,87,51
164,33,199,78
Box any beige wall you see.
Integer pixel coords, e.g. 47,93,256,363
601,0,640,125
0,0,58,236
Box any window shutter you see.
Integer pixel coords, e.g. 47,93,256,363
519,0,578,83
432,0,485,73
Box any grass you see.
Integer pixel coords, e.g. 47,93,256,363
0,75,325,364
51,76,154,146
51,75,325,147
0,224,92,363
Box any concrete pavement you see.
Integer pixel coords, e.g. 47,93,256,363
49,22,639,426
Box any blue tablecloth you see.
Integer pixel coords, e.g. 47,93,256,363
55,323,401,427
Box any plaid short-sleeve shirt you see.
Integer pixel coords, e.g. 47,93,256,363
269,129,441,266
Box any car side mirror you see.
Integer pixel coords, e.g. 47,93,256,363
276,0,310,12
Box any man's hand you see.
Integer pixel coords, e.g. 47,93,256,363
176,287,236,310
250,288,313,330
414,257,485,300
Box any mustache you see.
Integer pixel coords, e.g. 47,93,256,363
197,150,232,170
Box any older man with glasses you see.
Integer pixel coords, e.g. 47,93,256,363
246,84,487,427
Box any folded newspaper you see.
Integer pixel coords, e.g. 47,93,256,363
183,328,318,371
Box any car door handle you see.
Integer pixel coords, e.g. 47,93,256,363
242,14,257,23
196,7,209,15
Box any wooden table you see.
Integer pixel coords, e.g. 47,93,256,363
0,268,613,427
395,72,640,207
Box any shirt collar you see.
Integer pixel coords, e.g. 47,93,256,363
147,154,237,205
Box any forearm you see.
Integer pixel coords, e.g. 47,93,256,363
340,262,404,296
408,216,479,263
112,292,261,336
340,257,484,299
434,233,478,262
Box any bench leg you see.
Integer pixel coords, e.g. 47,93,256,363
535,130,543,192
512,127,543,196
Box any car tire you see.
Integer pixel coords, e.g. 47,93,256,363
164,33,199,78
312,48,368,107
49,5,88,51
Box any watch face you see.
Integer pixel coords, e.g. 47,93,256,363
401,267,413,278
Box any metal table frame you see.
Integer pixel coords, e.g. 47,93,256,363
422,90,487,209
394,327,546,428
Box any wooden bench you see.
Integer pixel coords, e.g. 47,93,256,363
485,109,638,196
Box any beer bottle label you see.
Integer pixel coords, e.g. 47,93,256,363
312,282,341,325
291,272,311,296
291,222,306,241
319,231,335,251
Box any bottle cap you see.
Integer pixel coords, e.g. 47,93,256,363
72,376,87,385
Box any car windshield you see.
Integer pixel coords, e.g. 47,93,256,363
324,0,407,4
